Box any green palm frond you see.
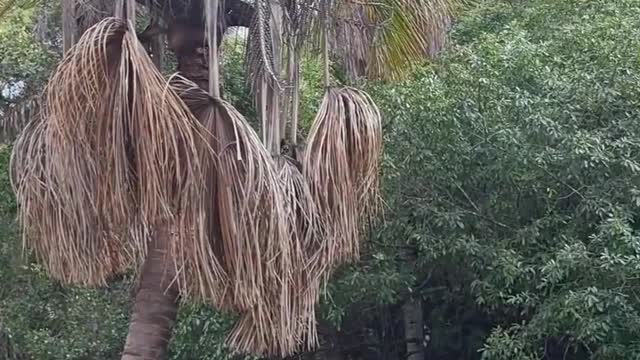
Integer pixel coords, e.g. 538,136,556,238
367,0,457,79
330,0,458,80
0,0,39,20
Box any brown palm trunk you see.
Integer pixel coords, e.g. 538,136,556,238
121,223,178,360
168,19,209,90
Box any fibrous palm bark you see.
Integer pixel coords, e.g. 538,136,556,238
121,223,179,360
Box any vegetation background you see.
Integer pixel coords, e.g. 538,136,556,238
2,0,640,359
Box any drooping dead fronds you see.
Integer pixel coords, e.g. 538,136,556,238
303,86,383,274
168,2,311,355
170,74,290,310
171,76,304,356
227,154,323,356
340,87,383,223
304,89,359,269
274,155,323,350
11,17,212,286
302,2,376,272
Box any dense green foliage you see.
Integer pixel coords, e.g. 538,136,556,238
2,0,640,359
0,4,57,107
366,0,640,358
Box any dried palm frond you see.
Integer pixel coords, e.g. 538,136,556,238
227,273,320,357
171,77,310,356
228,269,321,356
274,155,323,350
303,88,360,269
11,17,212,286
227,155,323,356
339,87,383,223
232,2,327,355
169,1,296,352
303,2,355,271
303,87,382,275
174,3,323,343
170,75,289,307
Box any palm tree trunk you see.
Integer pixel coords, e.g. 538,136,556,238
167,19,209,91
121,223,178,360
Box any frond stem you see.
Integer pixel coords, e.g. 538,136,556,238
207,0,221,97
322,0,331,88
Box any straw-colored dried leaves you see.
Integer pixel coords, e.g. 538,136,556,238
11,18,211,286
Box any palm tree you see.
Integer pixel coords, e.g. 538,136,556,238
8,0,457,358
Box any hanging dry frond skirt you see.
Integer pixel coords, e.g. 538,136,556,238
171,77,316,356
11,17,213,286
303,87,383,276
227,154,324,356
